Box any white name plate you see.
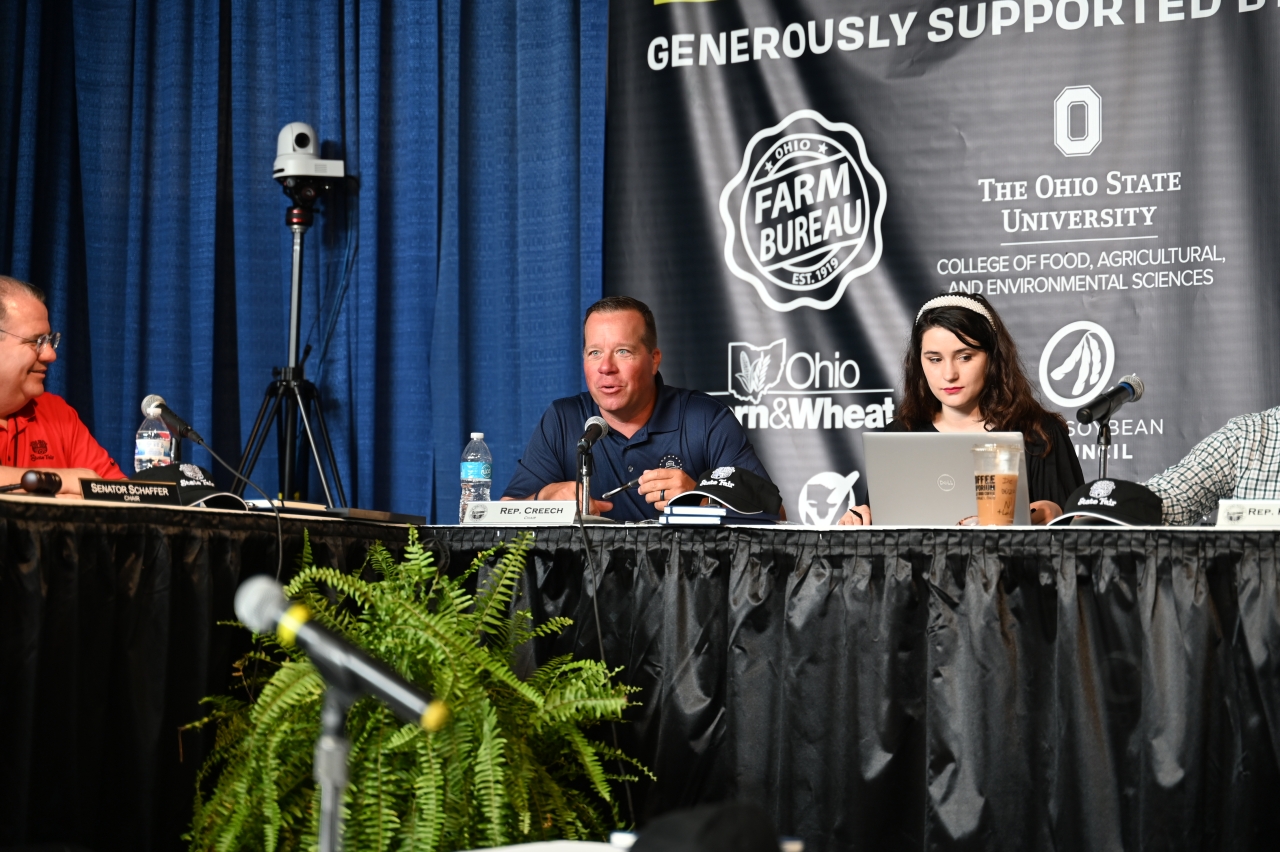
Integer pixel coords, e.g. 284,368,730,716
1217,499,1280,527
462,500,578,525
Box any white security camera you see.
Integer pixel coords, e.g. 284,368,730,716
273,122,345,180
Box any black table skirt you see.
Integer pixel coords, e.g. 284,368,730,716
3,504,1279,851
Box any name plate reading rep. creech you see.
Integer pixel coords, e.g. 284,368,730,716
461,501,577,526
81,479,179,505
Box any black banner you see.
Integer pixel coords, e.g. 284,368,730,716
605,0,1280,522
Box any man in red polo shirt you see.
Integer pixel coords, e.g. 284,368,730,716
0,276,125,496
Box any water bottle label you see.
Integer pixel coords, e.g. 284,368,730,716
136,438,171,458
461,461,492,480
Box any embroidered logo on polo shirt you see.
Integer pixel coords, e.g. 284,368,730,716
659,455,683,470
28,439,51,461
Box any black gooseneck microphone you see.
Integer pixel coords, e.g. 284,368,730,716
1076,374,1144,425
234,575,448,731
141,393,205,444
138,394,285,579
577,415,609,452
0,470,63,495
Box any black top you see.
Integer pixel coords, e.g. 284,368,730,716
886,416,1085,508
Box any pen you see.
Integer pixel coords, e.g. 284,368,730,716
601,477,641,499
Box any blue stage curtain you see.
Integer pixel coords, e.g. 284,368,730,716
0,0,605,522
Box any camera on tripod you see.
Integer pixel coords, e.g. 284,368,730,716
274,122,344,213
234,122,349,507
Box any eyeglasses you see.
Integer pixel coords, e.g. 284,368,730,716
0,328,61,355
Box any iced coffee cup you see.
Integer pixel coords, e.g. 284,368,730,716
972,444,1022,526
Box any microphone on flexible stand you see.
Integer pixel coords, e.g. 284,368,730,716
138,394,286,579
576,416,610,518
1077,374,1144,479
141,393,205,445
1076,374,1144,425
234,575,448,731
0,470,63,495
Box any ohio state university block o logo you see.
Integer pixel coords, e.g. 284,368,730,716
720,109,887,312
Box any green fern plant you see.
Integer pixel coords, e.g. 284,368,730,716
186,529,647,851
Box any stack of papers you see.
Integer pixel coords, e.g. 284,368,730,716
658,504,779,526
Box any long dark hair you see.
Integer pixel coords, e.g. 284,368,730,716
897,292,1065,453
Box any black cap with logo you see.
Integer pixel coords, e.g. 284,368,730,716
1049,478,1163,526
668,466,782,515
131,463,248,509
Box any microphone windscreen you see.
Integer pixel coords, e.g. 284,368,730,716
141,394,166,418
584,415,609,437
1120,374,1144,401
234,575,289,634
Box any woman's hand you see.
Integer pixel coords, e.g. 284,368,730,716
838,505,872,526
1029,500,1062,525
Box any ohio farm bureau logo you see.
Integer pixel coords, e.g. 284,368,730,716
1038,321,1115,408
720,110,886,312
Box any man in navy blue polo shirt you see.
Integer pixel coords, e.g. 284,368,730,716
501,296,776,522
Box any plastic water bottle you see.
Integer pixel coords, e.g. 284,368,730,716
459,432,493,522
134,412,173,472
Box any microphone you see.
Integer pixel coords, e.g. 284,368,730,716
234,575,449,732
21,470,62,495
577,416,609,452
1076,374,1144,425
141,395,205,445
0,470,63,495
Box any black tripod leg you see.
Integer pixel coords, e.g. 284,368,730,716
291,383,336,507
308,389,348,508
237,384,286,498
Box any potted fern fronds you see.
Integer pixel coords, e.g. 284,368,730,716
187,529,646,851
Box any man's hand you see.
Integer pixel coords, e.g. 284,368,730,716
50,468,99,498
837,505,872,526
501,482,614,516
637,468,698,512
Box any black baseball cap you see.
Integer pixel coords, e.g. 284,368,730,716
131,463,248,509
1049,479,1163,526
668,466,782,515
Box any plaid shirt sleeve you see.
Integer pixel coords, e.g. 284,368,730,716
1143,412,1280,525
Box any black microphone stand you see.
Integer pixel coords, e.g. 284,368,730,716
577,445,594,519
1096,420,1112,480
235,177,348,507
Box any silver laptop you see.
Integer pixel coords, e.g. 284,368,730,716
862,432,1031,525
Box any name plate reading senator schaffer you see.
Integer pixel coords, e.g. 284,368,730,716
81,479,179,505
462,500,577,526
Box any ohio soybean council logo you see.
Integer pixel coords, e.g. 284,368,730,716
1038,321,1115,408
720,109,887,312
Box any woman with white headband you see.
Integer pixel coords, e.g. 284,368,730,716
840,292,1084,525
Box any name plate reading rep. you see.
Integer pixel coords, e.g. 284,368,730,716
1217,499,1280,528
462,501,577,526
81,479,179,505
